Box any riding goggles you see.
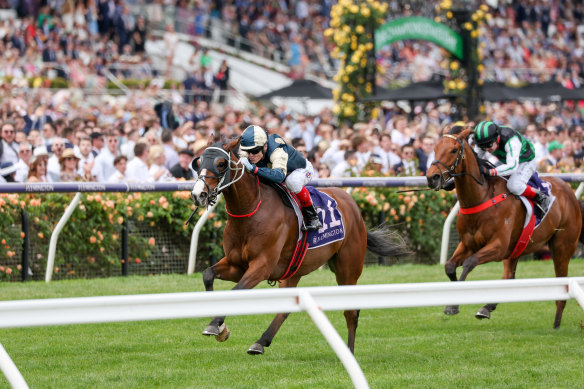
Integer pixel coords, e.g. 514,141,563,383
247,146,264,155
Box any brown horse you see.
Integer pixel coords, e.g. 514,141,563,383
190,138,410,354
426,128,582,328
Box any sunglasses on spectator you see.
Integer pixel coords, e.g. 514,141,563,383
64,157,76,161
247,146,264,155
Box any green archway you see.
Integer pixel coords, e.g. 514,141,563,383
375,16,463,59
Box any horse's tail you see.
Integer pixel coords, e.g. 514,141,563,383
366,224,411,258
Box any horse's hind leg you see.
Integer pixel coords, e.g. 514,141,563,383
476,258,517,320
201,257,244,340
334,243,365,354
549,229,578,329
247,278,300,355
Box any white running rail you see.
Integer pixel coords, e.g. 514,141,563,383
0,277,583,389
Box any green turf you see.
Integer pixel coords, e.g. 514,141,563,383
0,260,583,388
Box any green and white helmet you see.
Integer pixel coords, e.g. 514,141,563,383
474,121,499,147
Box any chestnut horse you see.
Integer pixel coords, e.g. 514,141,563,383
426,128,582,328
190,138,409,354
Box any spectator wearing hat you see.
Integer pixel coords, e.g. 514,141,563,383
1,121,19,165
539,140,564,172
59,149,83,182
170,149,195,180
0,162,18,183
107,155,128,183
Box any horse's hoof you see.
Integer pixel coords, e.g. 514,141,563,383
202,324,220,336
247,343,264,355
215,324,230,342
475,307,491,320
444,305,459,315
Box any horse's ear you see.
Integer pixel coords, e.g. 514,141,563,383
206,135,214,147
459,128,473,141
224,137,240,152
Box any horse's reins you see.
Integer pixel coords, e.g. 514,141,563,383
430,134,485,189
186,146,246,225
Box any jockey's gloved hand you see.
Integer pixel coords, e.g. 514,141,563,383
240,157,257,173
479,166,497,176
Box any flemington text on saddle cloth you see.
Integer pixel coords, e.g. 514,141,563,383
306,187,346,249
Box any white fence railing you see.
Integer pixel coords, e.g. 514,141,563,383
1,277,583,389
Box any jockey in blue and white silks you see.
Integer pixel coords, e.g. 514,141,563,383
239,125,322,231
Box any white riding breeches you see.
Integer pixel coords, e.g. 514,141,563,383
506,160,537,195
285,161,314,193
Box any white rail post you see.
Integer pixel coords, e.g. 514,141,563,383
574,182,584,199
297,291,369,389
568,279,584,309
187,194,221,275
0,342,28,388
440,201,460,265
45,192,82,282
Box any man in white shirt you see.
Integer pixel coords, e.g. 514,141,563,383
14,142,32,182
76,137,95,179
1,121,19,164
92,132,120,182
47,137,66,182
126,142,151,182
373,133,401,174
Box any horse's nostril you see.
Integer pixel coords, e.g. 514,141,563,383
432,174,440,182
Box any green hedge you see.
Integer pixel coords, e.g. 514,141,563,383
0,188,457,280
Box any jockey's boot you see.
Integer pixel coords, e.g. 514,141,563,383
533,189,551,214
301,204,322,231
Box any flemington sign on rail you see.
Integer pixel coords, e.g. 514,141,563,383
375,17,464,59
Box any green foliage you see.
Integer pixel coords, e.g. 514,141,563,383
49,77,69,89
326,0,387,123
0,191,228,280
104,79,181,90
0,188,457,280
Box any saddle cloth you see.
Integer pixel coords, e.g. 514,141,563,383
270,184,346,249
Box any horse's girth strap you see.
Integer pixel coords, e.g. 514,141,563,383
459,193,508,215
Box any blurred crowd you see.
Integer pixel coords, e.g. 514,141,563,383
1,1,584,184
1,81,583,184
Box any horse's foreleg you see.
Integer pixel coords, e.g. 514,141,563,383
444,242,471,315
476,258,517,320
202,257,244,340
248,278,300,355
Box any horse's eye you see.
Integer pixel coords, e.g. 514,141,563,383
451,148,458,155
218,161,227,169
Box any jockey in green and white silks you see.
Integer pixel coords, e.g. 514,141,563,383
239,125,322,231
473,121,551,213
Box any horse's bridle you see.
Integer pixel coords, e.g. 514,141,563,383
192,146,245,206
430,134,485,189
